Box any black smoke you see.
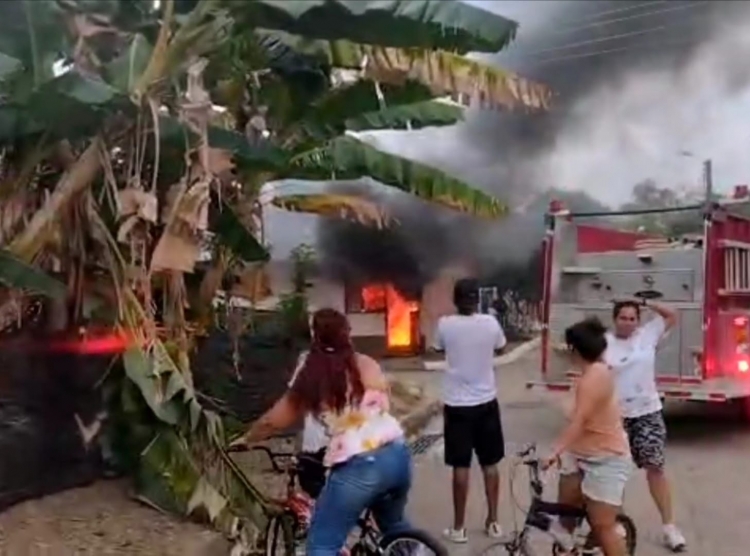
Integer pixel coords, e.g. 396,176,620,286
316,1,750,291
462,0,744,186
316,182,469,299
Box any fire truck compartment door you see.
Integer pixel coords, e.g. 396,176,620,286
575,270,695,303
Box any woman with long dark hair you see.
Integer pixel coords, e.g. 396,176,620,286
231,308,411,555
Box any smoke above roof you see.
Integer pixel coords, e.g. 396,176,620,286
312,0,750,291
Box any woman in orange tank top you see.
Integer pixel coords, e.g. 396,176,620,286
543,318,632,556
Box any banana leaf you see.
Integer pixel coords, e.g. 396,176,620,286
158,116,287,171
288,136,507,218
0,248,67,299
213,199,270,262
0,0,70,96
104,33,154,93
288,78,459,142
0,51,22,83
257,32,553,112
235,0,518,54
271,192,394,228
0,72,127,142
344,100,463,132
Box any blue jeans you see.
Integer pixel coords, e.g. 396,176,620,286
306,440,412,555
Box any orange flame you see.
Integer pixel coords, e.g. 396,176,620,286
361,284,386,312
385,284,418,349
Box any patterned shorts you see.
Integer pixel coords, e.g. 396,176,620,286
622,410,667,470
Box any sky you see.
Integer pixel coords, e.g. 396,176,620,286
265,0,750,259
373,0,750,206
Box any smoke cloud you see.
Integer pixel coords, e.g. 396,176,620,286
273,1,750,292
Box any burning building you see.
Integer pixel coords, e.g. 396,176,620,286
262,259,471,358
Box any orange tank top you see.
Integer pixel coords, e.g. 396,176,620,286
568,363,630,458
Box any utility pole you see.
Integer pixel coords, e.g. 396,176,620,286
703,159,713,207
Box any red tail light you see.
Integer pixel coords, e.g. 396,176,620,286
734,316,750,374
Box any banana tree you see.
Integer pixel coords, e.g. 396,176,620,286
199,0,553,310
0,0,552,552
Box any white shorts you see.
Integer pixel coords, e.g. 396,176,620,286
560,452,632,507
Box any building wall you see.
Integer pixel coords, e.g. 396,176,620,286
265,259,472,355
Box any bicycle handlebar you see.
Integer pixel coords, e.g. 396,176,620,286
516,442,537,459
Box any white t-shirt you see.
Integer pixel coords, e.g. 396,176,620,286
604,315,666,419
289,351,328,452
433,314,507,407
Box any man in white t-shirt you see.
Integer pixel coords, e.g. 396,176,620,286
433,278,507,544
605,299,686,552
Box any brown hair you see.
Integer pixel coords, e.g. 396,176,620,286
288,308,364,414
565,317,608,363
613,300,641,320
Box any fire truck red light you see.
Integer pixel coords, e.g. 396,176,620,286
738,360,749,373
734,316,748,327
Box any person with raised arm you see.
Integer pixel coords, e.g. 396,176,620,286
606,299,686,552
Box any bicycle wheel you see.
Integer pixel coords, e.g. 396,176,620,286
378,530,449,556
265,514,300,556
582,513,637,555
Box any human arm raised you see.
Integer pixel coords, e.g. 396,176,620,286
644,300,677,332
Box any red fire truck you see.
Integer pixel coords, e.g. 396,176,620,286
530,184,750,403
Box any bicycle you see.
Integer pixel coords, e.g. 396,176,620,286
227,444,447,556
480,444,637,556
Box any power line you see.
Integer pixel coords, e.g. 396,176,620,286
526,35,699,67
575,1,670,22
523,12,703,57
548,1,710,37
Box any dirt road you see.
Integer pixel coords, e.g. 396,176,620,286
405,347,750,555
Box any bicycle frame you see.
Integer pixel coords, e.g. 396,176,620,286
507,445,590,555
241,446,383,555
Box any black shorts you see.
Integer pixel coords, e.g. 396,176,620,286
623,410,667,470
443,398,505,468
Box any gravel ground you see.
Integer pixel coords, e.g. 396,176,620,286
0,479,229,556
0,376,430,556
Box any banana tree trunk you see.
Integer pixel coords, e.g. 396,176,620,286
9,137,104,261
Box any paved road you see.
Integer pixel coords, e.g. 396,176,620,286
404,348,750,555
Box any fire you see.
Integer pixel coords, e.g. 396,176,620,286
355,283,419,352
385,284,418,349
361,284,386,312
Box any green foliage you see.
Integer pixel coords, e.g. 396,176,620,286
0,248,67,299
619,179,705,236
233,0,518,54
288,135,507,218
290,242,315,293
277,243,316,343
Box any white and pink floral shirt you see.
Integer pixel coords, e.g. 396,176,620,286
318,390,404,467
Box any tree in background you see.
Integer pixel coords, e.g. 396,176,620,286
620,179,705,236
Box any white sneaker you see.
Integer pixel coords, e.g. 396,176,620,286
485,521,504,539
442,527,468,544
662,524,687,552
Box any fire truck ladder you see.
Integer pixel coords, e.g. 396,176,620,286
720,238,750,295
